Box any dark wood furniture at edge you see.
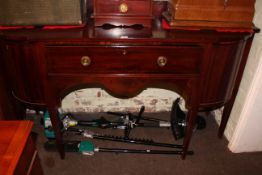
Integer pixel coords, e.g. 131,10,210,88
0,121,43,175
0,19,258,159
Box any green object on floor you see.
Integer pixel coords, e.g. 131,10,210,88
79,141,95,155
44,111,62,139
44,111,55,139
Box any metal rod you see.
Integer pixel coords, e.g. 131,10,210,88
92,134,183,149
98,147,194,155
106,111,169,122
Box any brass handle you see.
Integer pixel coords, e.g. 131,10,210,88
157,56,167,67
224,0,228,9
81,56,91,66
122,50,127,55
119,3,128,13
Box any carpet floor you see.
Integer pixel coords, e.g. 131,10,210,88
32,112,262,175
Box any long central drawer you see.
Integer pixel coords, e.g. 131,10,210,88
46,46,203,74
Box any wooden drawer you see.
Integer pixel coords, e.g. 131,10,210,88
94,0,152,16
46,46,203,75
93,0,153,27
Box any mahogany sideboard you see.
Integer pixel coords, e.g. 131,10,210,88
0,20,258,159
0,121,43,175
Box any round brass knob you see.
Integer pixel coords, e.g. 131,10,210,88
122,50,127,55
157,56,167,67
119,3,128,13
81,56,91,66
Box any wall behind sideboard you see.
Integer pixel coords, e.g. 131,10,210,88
224,0,262,152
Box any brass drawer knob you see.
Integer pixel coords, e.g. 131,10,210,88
119,3,128,13
157,56,167,67
81,56,91,66
122,50,127,55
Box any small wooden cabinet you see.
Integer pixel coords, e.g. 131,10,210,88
166,0,255,27
93,0,153,27
0,121,43,175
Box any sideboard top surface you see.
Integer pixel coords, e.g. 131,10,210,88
0,20,256,44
